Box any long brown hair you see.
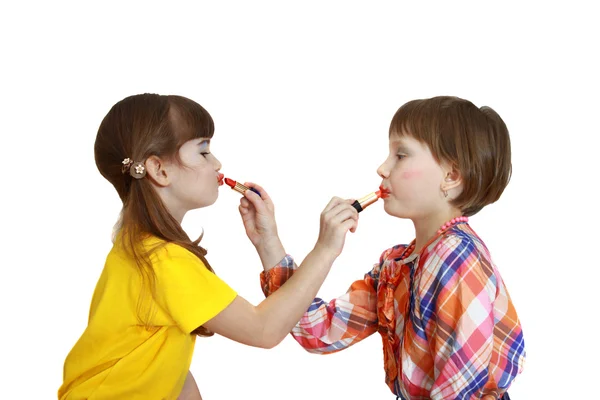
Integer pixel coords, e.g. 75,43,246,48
94,93,215,336
389,96,512,216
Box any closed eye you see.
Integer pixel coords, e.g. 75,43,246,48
201,152,211,158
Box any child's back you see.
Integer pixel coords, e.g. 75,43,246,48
60,236,235,399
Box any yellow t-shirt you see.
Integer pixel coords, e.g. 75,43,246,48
58,237,237,399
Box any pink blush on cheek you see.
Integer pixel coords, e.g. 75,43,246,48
402,170,422,179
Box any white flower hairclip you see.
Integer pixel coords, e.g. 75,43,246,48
121,157,146,179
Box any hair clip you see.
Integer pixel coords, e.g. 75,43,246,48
122,158,133,173
121,157,146,179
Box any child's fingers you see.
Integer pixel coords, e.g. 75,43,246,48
328,206,358,226
239,197,251,208
321,196,345,215
243,182,270,201
326,202,358,223
341,218,358,234
349,217,358,233
351,216,359,232
243,189,268,213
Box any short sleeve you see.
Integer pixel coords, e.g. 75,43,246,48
152,243,237,333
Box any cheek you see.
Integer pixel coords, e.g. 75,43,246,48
401,170,422,179
183,165,210,186
201,167,218,185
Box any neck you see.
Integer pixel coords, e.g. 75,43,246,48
412,209,463,253
155,186,187,224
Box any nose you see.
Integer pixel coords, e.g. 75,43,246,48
377,161,389,179
213,155,222,171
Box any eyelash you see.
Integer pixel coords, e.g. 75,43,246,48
201,152,211,158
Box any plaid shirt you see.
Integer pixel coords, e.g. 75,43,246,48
260,223,525,400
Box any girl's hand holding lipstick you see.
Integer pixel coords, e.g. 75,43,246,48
238,182,286,270
313,197,359,261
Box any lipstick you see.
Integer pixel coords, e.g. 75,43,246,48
351,185,390,213
224,177,261,196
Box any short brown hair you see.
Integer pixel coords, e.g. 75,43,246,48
389,96,511,216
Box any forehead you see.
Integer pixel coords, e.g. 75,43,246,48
389,134,420,148
179,138,210,151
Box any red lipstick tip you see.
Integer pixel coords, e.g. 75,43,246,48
224,177,236,188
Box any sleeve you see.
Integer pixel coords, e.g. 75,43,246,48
260,254,296,296
260,253,383,354
153,243,237,334
420,235,513,399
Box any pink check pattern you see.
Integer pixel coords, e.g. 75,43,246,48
260,223,525,399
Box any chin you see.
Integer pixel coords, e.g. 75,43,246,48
205,195,218,207
193,194,218,209
383,202,409,219
382,202,397,217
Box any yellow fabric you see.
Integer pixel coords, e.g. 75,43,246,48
58,237,237,399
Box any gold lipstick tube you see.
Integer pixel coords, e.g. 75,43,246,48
351,192,379,213
231,181,250,194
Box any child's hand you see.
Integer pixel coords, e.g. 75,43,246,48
238,182,280,250
314,197,359,260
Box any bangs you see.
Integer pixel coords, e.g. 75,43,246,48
389,98,443,159
167,95,214,146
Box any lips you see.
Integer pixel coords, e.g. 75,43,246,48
217,173,224,186
378,185,390,199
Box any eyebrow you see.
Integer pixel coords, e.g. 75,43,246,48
391,141,410,152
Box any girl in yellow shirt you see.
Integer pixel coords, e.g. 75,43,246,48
58,93,359,399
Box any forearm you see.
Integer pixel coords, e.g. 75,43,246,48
259,257,378,352
254,236,287,272
256,245,335,347
290,294,378,354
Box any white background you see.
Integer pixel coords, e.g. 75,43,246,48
1,1,598,399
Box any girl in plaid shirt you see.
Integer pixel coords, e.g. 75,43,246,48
259,96,525,399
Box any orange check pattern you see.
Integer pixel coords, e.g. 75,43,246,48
261,223,525,399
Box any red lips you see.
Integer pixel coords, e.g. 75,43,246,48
376,185,390,199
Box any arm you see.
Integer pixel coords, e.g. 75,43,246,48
291,275,378,353
258,251,384,353
202,193,359,349
179,371,202,400
423,236,525,399
203,247,335,349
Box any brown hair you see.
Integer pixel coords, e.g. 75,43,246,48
94,93,215,336
389,96,511,216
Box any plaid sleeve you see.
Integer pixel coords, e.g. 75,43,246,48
421,235,525,399
260,254,380,354
260,254,296,296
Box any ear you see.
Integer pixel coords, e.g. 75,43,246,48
441,163,462,191
145,155,171,187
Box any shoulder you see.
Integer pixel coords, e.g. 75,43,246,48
421,226,497,287
423,227,486,275
430,224,489,258
142,237,207,270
